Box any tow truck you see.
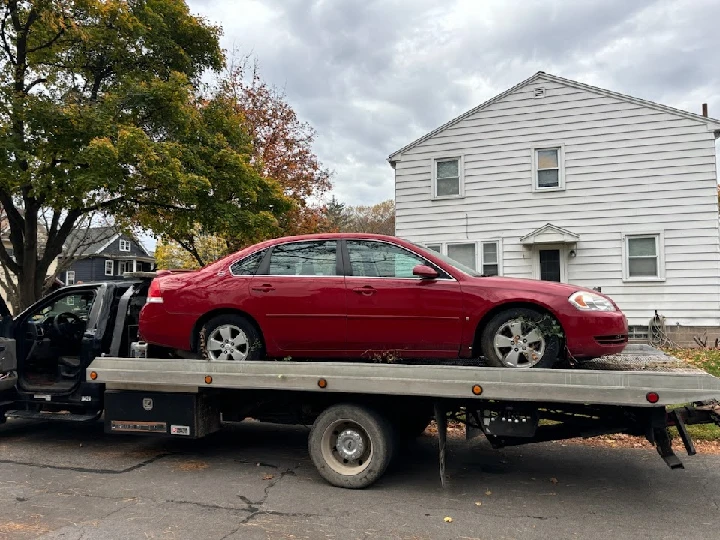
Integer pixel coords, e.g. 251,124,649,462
1,274,719,488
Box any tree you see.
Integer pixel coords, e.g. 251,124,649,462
220,56,332,241
344,199,395,235
323,198,395,235
0,1,289,308
320,195,350,232
154,234,227,270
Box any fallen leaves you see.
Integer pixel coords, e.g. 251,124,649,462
175,460,209,472
443,517,453,523
550,477,558,485
474,501,482,507
263,474,275,480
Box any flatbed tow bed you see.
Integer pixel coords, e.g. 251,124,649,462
86,355,720,488
1,275,719,488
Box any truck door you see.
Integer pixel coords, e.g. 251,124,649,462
0,296,17,398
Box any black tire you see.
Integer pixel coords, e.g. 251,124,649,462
199,314,263,361
308,403,395,489
480,308,560,369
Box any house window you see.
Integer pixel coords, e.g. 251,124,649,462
533,147,564,190
482,242,499,276
424,244,442,253
433,157,463,198
447,243,476,270
104,260,113,276
625,234,662,279
66,270,75,285
117,261,131,275
119,239,131,252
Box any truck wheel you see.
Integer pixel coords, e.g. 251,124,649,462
480,308,560,368
200,315,263,361
309,404,395,489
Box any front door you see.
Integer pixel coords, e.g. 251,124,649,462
246,240,346,356
344,239,464,359
539,249,562,282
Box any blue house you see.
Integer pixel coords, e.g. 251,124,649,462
60,227,155,285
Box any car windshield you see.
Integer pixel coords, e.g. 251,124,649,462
405,241,482,277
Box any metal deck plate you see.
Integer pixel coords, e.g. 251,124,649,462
87,357,720,407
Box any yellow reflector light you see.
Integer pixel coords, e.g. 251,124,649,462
318,378,328,389
472,385,483,395
89,371,98,380
204,375,213,384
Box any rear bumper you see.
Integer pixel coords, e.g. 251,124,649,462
139,304,195,351
564,311,629,359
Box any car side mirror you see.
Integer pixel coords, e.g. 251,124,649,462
413,264,438,280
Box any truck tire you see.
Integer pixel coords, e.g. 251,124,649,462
480,308,560,369
309,403,395,489
199,314,263,361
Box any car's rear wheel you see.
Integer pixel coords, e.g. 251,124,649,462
480,308,560,368
199,314,263,361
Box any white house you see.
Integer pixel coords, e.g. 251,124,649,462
389,72,720,344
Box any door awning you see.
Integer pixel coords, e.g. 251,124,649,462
520,223,579,246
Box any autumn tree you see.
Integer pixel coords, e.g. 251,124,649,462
345,199,395,235
220,56,332,242
323,198,395,235
0,1,289,308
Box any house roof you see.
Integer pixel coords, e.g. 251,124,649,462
388,71,720,161
64,226,150,257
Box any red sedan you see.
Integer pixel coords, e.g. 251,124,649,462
139,233,628,368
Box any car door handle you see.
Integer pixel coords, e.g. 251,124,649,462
251,284,275,293
352,286,376,296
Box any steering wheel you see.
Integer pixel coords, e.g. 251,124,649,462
53,311,84,340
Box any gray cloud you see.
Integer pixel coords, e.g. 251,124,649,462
188,0,720,205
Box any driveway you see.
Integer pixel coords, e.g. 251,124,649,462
1,418,718,539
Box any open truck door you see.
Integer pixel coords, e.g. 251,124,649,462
0,296,17,400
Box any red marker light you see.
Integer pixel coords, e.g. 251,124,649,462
646,392,659,404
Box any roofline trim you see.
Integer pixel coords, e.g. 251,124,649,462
388,71,720,160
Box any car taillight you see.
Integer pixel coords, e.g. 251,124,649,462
146,280,164,304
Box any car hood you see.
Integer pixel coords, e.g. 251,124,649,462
465,275,601,298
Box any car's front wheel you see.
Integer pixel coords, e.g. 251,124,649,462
199,314,263,361
480,308,560,368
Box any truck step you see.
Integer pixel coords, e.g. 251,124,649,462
6,409,102,422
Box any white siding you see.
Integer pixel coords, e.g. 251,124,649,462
394,78,720,327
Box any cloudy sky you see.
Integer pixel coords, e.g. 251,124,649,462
187,0,720,206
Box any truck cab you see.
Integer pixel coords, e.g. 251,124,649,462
0,279,150,422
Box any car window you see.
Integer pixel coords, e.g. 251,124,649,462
346,240,428,278
230,249,267,276
31,291,96,322
266,241,338,276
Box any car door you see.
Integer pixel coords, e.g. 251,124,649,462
344,239,464,358
245,240,347,356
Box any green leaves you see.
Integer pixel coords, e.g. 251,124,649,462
0,0,283,308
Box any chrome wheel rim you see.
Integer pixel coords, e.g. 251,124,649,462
320,419,373,476
206,324,249,361
493,318,546,368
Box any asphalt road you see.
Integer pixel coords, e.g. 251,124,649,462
1,418,718,540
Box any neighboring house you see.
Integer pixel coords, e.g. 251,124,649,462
389,71,720,345
60,227,155,284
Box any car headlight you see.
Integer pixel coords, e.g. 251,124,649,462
568,291,616,312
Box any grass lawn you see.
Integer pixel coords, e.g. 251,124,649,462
664,348,720,441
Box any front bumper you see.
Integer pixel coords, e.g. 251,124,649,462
564,311,629,359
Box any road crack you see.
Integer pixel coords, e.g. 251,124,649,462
0,452,173,475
